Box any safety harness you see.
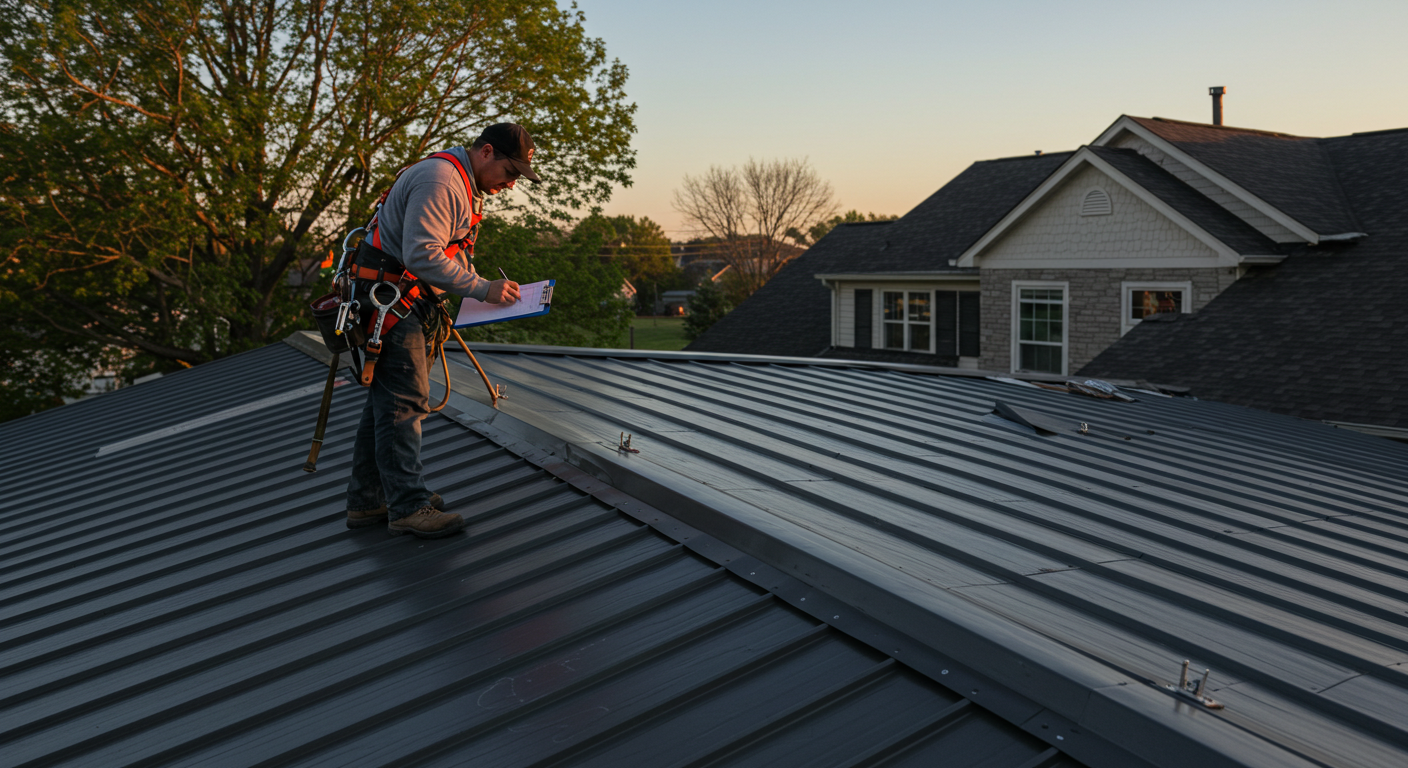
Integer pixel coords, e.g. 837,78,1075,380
348,151,485,384
303,151,503,472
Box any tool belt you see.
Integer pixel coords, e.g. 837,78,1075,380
311,239,443,386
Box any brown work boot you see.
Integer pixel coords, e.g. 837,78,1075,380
346,493,444,529
388,506,465,539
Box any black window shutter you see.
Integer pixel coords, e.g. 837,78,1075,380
853,289,872,349
934,291,958,356
959,292,981,357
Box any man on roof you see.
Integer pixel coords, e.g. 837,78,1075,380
344,123,540,538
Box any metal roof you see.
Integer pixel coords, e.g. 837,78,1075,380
408,337,1408,768
0,341,1079,768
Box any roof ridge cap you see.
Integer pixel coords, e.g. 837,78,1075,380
977,150,1075,164
1134,115,1314,140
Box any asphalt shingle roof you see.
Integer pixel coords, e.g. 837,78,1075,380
1082,127,1408,428
1130,117,1362,236
866,151,1074,271
1088,145,1281,255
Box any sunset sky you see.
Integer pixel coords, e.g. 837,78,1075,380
568,0,1408,238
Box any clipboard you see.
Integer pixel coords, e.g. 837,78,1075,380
452,279,555,328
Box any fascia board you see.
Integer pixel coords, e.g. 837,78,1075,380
815,272,980,282
1094,118,1320,243
1081,152,1242,266
956,151,1091,267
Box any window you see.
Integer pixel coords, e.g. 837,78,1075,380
883,290,932,352
1121,281,1191,335
1012,283,1067,374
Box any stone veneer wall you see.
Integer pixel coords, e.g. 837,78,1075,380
978,267,1240,374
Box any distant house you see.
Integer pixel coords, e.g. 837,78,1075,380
657,289,693,316
690,113,1407,436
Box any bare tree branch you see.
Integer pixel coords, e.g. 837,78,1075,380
673,158,836,297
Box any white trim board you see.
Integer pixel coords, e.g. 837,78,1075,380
816,273,979,283
957,148,1247,268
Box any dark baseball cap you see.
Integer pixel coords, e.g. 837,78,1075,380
477,123,541,183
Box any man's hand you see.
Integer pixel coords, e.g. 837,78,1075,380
486,279,520,304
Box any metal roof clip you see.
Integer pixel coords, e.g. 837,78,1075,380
618,432,640,454
1166,659,1224,709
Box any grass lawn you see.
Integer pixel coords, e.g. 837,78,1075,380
618,316,689,351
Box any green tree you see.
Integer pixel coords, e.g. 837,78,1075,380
453,217,630,347
0,323,106,423
0,0,635,418
573,214,687,312
682,280,731,341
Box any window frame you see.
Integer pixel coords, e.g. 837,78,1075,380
1121,281,1192,336
880,289,934,353
1010,281,1069,376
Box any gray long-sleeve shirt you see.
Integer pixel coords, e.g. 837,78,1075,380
370,146,491,301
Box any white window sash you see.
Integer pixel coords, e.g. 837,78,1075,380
1011,281,1068,375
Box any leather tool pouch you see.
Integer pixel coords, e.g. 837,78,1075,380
310,292,366,354
419,291,452,348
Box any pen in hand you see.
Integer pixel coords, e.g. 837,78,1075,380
496,267,520,304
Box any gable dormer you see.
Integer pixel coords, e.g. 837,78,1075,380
1092,116,1365,245
956,146,1283,269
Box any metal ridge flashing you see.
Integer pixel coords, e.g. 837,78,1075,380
425,353,1322,768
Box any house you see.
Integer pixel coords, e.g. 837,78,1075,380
10,334,1408,767
1079,124,1408,437
688,151,1071,365
689,111,1407,433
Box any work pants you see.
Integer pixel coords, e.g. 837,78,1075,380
345,311,434,521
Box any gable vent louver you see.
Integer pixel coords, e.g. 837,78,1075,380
1080,189,1112,217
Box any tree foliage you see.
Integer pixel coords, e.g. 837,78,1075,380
681,279,731,341
0,0,636,417
573,213,688,312
0,323,106,423
452,217,630,348
672,158,835,300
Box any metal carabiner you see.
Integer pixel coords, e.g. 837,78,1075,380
339,227,366,267
367,281,402,346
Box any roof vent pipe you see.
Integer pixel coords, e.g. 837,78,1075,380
1209,86,1226,126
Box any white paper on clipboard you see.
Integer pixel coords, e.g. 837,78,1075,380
452,279,554,328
